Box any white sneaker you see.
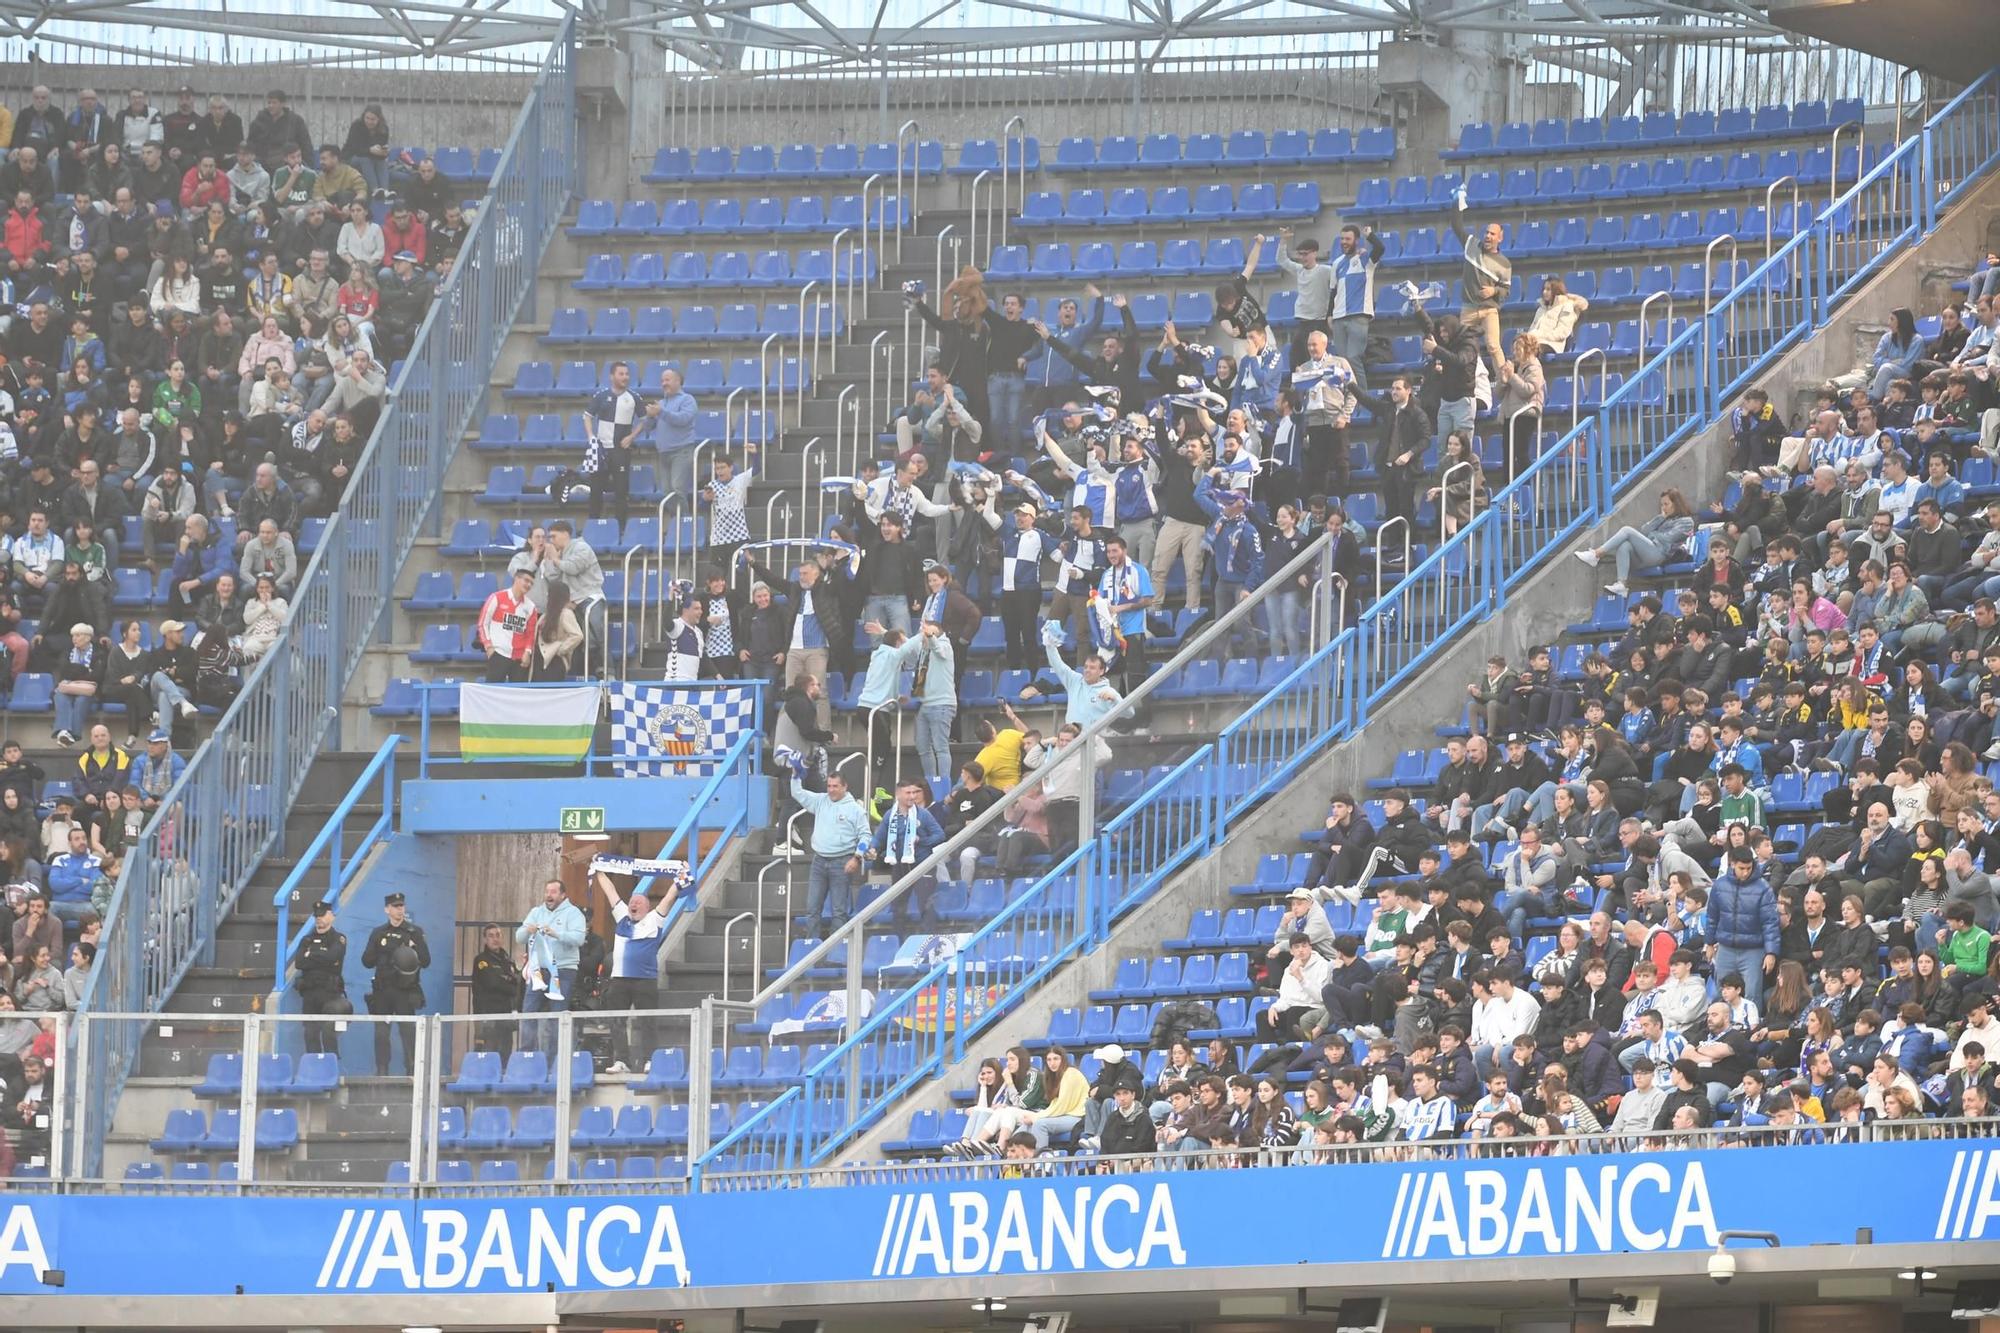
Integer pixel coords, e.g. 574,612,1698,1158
1605,581,1629,597
1574,549,1599,568
177,700,198,718
606,1061,629,1074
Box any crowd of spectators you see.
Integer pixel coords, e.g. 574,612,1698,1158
0,81,461,764
0,80,476,1169
927,240,2000,1165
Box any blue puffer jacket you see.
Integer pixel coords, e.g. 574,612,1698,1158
1705,869,1780,954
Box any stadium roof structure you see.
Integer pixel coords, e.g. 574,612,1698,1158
0,0,1802,70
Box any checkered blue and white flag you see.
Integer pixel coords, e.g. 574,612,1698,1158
607,683,759,777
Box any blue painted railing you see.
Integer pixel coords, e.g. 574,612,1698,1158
639,729,763,942
270,736,402,997
70,18,580,1173
697,70,2000,1178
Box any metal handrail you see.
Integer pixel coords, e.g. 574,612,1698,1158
270,735,401,994
798,436,825,542
746,530,1334,1010
619,542,647,681
1764,174,1798,263
1373,515,1410,616
857,172,884,291
758,331,784,442
757,857,795,996
932,223,958,302
798,279,822,411
832,383,858,479
719,911,756,1001
1702,233,1739,319
863,696,904,797
1636,289,1672,361
1439,460,1476,541
967,168,993,268
722,385,748,459
1000,113,1027,228
841,396,862,479
1830,119,1854,214
869,329,892,436
1572,345,1608,422
893,118,919,262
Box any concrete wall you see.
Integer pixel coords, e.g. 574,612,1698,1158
836,169,2000,1158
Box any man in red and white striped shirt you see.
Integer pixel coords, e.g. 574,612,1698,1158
476,567,540,682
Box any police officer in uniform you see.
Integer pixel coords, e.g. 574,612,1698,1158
294,899,349,1058
359,891,430,1075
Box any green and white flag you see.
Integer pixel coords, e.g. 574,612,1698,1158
458,683,600,761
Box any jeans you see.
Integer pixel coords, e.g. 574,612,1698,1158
1506,890,1556,940
1031,1113,1083,1149
1712,943,1768,1008
349,155,390,193
1266,588,1307,657
804,852,853,921
149,670,192,720
518,966,577,1055
915,703,956,789
986,370,1026,448
1436,396,1474,445
863,595,911,642
1331,315,1371,391
1598,526,1670,583
660,446,694,503
53,690,92,737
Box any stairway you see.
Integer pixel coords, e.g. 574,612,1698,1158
137,748,399,1067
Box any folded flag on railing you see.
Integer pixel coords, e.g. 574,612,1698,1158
771,987,874,1037
889,932,970,970
589,853,693,890
1391,279,1446,314
459,682,601,761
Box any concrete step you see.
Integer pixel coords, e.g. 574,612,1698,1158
323,1101,417,1137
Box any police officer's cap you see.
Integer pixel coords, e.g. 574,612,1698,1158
383,891,406,907
312,899,334,916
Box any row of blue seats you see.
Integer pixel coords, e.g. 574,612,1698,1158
406,558,709,612
1377,205,1809,266
644,139,946,182
148,1108,301,1154
437,515,702,561
1040,127,1395,172
542,302,843,345
442,1049,598,1096
1016,181,1320,227
472,462,700,506
394,1155,701,1182
1359,143,1887,217
1442,99,1865,160
638,128,1395,183
574,248,875,291
188,1053,340,1099
571,194,907,239
506,357,809,399
474,408,771,450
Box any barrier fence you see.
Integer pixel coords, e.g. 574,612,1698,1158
693,66,2000,1177
69,16,582,1177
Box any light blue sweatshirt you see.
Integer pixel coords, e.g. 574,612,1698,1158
516,899,587,972
792,778,874,858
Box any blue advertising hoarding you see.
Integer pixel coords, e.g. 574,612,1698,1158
4,1142,1998,1298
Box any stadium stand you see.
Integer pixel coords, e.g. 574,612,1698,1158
13,7,2000,1215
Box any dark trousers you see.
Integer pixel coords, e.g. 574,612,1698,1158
367,993,419,1075
1000,587,1041,668
485,651,526,683
589,445,632,522
300,990,343,1057
474,1008,516,1060
1305,422,1349,500
600,975,656,1069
